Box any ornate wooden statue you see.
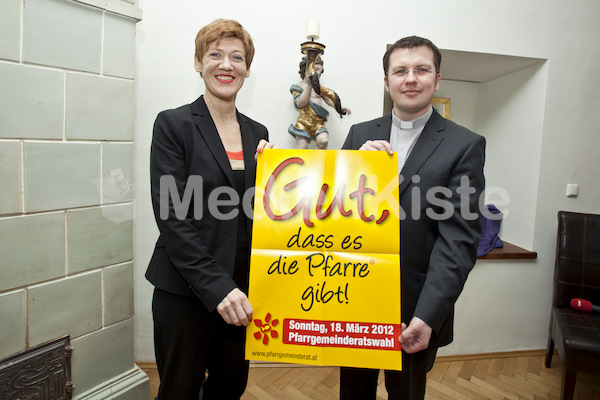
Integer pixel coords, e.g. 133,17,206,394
288,22,351,149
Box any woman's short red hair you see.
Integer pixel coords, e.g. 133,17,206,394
195,19,255,69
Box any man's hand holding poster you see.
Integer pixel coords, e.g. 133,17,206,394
246,149,402,370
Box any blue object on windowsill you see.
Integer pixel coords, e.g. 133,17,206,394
477,204,503,257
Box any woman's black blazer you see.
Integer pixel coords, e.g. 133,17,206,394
146,96,269,311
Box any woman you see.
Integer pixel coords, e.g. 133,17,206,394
145,19,273,400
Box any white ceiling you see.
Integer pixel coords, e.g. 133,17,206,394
439,49,546,83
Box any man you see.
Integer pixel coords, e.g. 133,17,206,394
340,36,486,399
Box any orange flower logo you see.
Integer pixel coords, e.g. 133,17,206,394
253,312,279,345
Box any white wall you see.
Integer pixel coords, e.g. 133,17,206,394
133,0,600,361
475,63,548,249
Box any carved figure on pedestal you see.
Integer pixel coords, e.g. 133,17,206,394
288,30,350,149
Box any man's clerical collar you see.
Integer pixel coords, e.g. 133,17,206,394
392,107,433,130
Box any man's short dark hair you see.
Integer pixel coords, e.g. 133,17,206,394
383,36,442,76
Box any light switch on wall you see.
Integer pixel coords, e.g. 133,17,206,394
566,184,579,197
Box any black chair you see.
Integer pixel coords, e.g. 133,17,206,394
545,211,600,400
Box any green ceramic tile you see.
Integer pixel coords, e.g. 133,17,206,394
28,271,102,346
71,319,134,396
66,74,134,141
24,142,100,212
23,0,102,72
102,143,133,204
103,262,134,325
0,63,63,140
67,205,133,273
0,0,21,61
0,290,26,359
0,141,21,214
0,212,65,292
103,13,136,79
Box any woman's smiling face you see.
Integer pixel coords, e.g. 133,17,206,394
195,37,250,102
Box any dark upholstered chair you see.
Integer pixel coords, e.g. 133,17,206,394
545,211,600,400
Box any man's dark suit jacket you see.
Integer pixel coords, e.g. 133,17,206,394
146,96,269,311
342,109,485,348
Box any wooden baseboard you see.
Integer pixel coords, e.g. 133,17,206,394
136,361,158,370
136,349,553,370
434,349,550,363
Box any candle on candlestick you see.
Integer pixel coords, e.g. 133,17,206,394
306,20,320,41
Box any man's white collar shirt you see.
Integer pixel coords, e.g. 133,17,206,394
389,107,433,173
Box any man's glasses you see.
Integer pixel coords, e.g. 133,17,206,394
392,67,435,78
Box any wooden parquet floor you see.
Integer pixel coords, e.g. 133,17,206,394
139,351,600,399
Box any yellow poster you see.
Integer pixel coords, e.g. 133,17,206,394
246,149,401,370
